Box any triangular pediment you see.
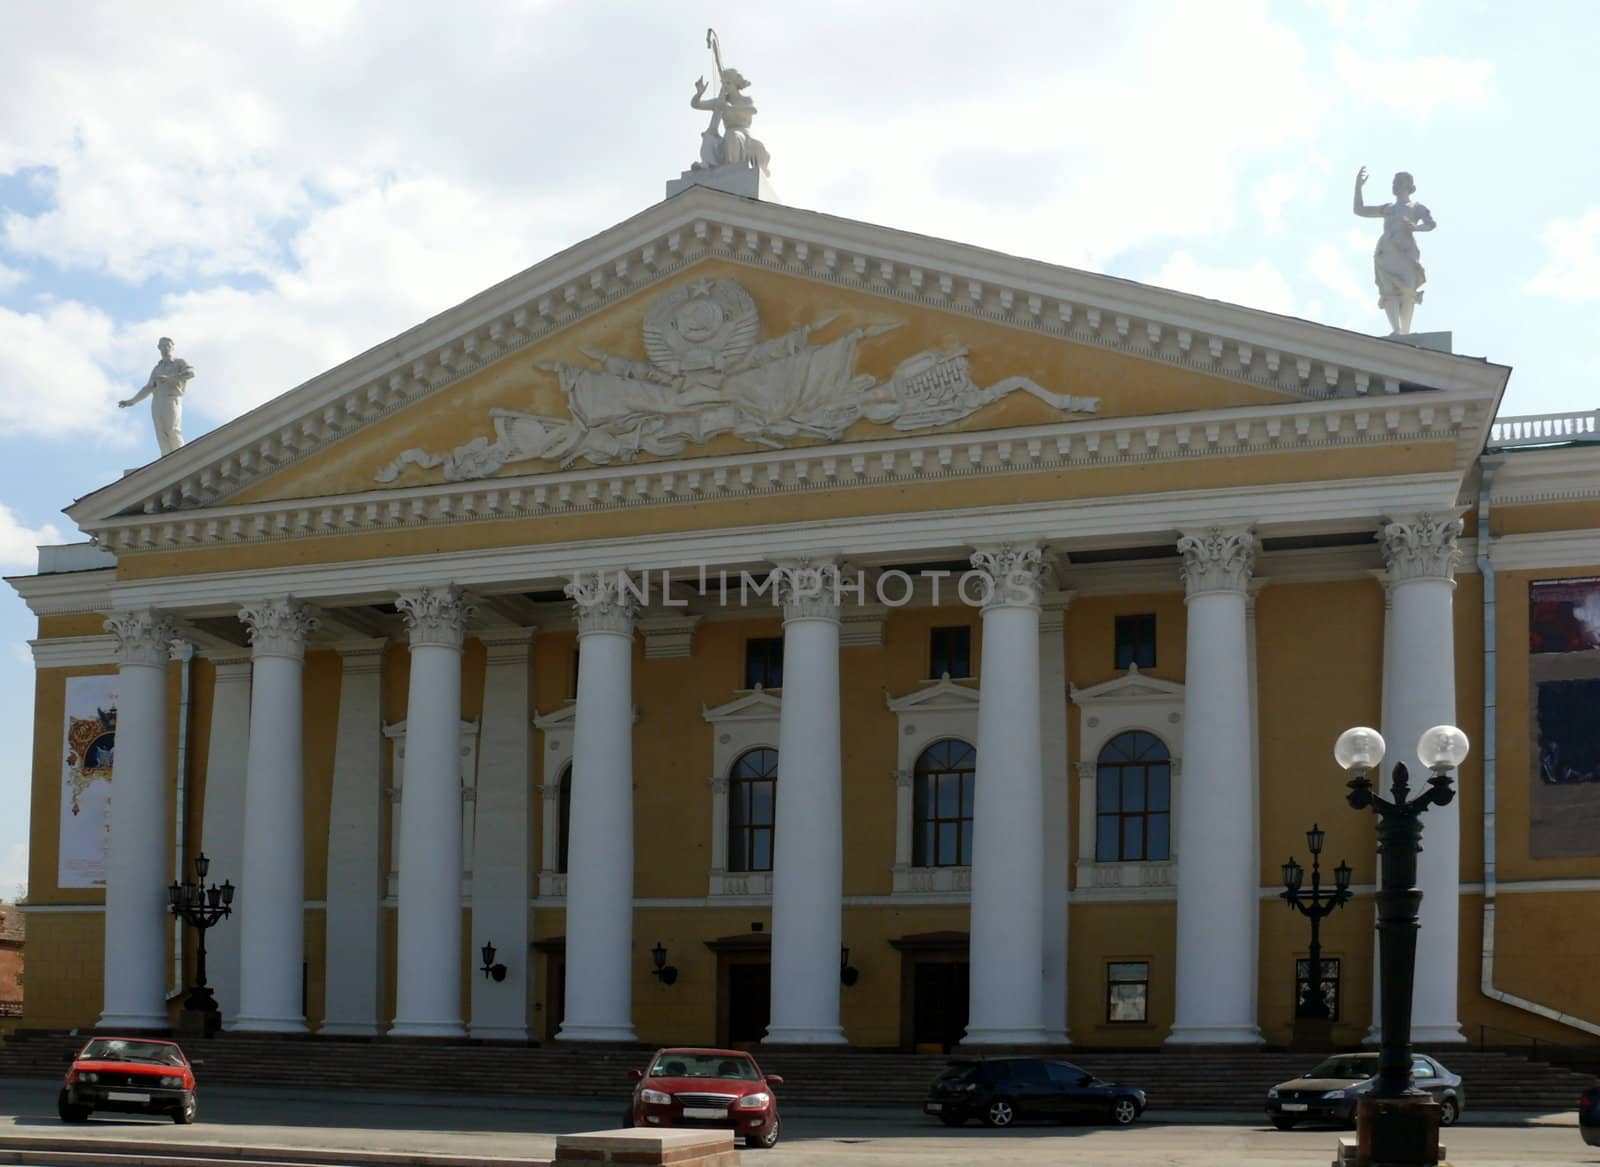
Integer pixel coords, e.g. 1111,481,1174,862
1070,664,1186,705
65,186,1509,554
886,676,981,713
703,689,783,722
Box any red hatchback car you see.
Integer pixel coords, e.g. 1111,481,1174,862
59,1036,198,1124
626,1047,783,1149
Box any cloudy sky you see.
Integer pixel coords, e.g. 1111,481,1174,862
1,0,1596,898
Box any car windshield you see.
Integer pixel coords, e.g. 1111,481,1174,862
79,1039,184,1066
1306,1056,1376,1080
650,1053,759,1080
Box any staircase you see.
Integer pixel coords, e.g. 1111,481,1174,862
1,1032,1592,1113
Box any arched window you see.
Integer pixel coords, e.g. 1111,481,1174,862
728,748,777,873
913,738,977,867
1095,731,1171,862
556,764,572,875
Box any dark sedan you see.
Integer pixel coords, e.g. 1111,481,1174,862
1581,1084,1599,1147
924,1056,1146,1127
1266,1052,1463,1129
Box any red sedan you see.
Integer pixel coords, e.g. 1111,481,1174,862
626,1047,783,1149
59,1036,198,1124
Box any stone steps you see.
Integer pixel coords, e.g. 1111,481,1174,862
2,1033,1592,1113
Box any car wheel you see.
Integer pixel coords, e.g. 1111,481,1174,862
56,1090,89,1123
1270,1117,1299,1130
746,1115,780,1149
1111,1098,1139,1126
938,1112,967,1127
982,1097,1017,1128
1438,1096,1459,1127
172,1096,197,1125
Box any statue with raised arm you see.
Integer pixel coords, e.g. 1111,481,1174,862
119,336,194,456
1353,167,1436,335
689,29,771,176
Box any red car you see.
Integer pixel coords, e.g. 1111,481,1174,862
58,1036,198,1124
626,1047,783,1149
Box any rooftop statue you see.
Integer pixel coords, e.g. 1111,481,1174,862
1353,167,1436,336
118,336,194,457
690,29,771,178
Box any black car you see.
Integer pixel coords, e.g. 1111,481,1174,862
1265,1052,1463,1129
923,1057,1146,1128
1580,1083,1600,1147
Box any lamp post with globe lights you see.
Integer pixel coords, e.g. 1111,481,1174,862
1279,824,1353,1047
1334,723,1470,1166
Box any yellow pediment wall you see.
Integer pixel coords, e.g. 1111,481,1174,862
231,259,1293,506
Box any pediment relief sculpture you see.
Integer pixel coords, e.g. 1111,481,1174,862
376,277,1100,483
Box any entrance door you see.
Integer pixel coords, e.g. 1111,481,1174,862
912,961,969,1051
728,962,771,1047
545,958,566,1041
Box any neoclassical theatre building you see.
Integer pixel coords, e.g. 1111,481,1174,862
12,171,1600,1054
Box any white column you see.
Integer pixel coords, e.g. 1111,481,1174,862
391,586,473,1037
320,639,386,1036
234,598,319,1033
1169,526,1263,1045
966,544,1049,1045
199,654,251,1028
100,610,178,1030
1040,596,1072,1043
1245,581,1265,1041
1379,513,1465,1044
471,627,535,1040
560,573,638,1041
766,560,846,1045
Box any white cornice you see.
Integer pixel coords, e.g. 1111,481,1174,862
1070,664,1185,705
97,473,1467,612
703,690,783,722
28,635,117,669
1487,446,1600,507
84,391,1490,556
65,186,1508,534
5,567,115,617
1485,530,1600,573
885,676,981,713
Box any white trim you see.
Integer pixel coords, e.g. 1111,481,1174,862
7,568,115,618
703,690,781,899
532,703,575,899
28,635,117,668
64,186,1507,532
1486,530,1600,572
885,677,980,896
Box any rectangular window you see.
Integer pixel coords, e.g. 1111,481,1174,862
1114,613,1157,670
744,637,784,689
929,625,972,679
1294,957,1341,1021
1107,961,1149,1023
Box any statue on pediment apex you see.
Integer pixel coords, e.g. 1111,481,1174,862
119,336,194,456
691,29,771,177
1354,167,1436,336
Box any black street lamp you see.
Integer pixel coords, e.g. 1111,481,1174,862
167,852,235,1027
1280,822,1352,1038
649,941,679,986
839,946,859,987
479,941,507,982
1335,723,1470,1165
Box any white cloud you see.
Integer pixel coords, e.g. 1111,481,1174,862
0,263,24,293
1331,44,1493,117
0,504,63,572
1255,156,1331,236
1149,252,1299,317
1525,209,1600,301
0,300,134,439
1308,241,1371,312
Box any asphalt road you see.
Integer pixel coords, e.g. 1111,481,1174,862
0,1077,1589,1166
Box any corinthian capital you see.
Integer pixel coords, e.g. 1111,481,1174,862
1379,512,1463,584
238,598,320,662
104,609,180,668
968,543,1044,611
397,585,474,649
1178,525,1256,596
565,571,639,636
771,558,842,622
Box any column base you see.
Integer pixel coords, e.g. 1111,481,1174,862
1165,1024,1264,1046
960,1026,1052,1047
317,1020,381,1038
96,1011,169,1032
557,1022,639,1043
389,1019,467,1039
469,1025,531,1042
231,1014,309,1035
762,1024,848,1045
1410,1023,1467,1045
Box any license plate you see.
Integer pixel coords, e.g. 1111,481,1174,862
1280,1103,1309,1112
924,1103,943,1113
683,1106,727,1119
108,1091,150,1102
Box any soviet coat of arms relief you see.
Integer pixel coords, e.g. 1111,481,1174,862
376,277,1101,483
